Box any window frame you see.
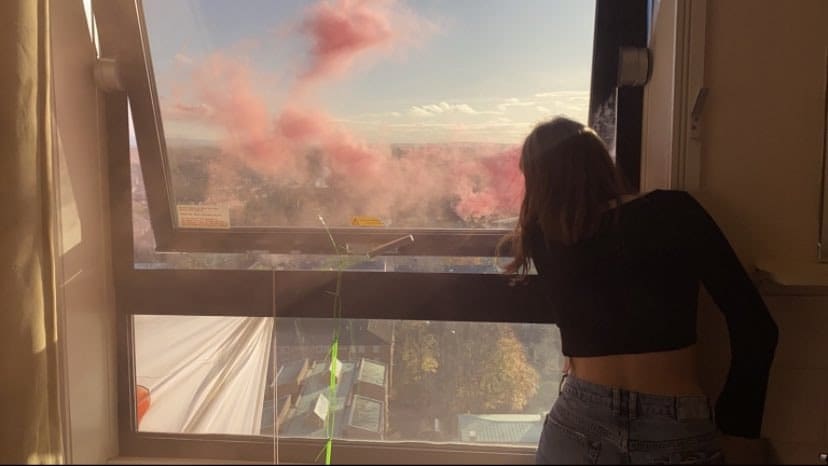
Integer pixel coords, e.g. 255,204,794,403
820,49,828,263
94,0,648,462
98,0,645,257
96,0,515,257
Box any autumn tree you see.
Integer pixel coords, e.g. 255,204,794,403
391,321,540,424
391,321,440,409
447,323,539,413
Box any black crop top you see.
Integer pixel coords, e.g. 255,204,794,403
530,189,778,438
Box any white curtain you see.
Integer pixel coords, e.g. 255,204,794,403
134,315,273,435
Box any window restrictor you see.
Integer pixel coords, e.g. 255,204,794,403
346,234,415,257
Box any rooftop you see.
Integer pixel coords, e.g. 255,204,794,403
457,414,544,445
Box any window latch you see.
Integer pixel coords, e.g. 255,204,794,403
348,234,415,257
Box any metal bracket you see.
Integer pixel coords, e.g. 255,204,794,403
93,57,124,92
690,87,709,140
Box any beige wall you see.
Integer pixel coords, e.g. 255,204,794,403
696,0,828,463
53,0,119,462
699,0,827,264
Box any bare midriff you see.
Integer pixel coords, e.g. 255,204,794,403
568,345,705,396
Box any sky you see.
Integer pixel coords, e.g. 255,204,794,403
141,0,596,145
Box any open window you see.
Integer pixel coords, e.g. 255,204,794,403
92,0,647,462
97,0,645,259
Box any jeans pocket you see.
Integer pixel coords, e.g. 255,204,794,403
536,415,602,465
634,431,723,465
643,449,723,464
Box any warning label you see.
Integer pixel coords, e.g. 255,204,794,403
176,204,230,229
351,216,384,227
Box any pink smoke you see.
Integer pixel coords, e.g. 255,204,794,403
166,0,523,226
277,106,381,176
300,0,395,83
189,54,296,173
453,146,523,220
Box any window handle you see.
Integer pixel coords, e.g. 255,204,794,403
819,452,827,464
367,234,415,257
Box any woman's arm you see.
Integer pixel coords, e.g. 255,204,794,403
681,192,779,438
719,434,770,464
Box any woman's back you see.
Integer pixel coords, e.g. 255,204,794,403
509,117,776,463
531,188,778,438
531,190,701,358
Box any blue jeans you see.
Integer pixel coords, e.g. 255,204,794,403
536,375,723,464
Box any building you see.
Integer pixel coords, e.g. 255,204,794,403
457,414,544,446
274,358,389,441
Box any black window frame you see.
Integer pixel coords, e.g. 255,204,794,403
93,0,648,462
97,0,645,257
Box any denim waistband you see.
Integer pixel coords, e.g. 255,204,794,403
560,374,712,421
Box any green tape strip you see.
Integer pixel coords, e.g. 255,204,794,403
326,339,339,464
317,215,350,465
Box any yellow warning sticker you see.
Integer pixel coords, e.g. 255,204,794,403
351,216,384,227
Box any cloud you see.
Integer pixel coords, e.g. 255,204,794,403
387,120,531,131
408,101,499,117
409,106,435,117
530,91,590,121
174,53,194,65
534,90,589,98
496,98,537,112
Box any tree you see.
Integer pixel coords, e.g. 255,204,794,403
391,321,440,407
391,322,540,427
448,324,539,413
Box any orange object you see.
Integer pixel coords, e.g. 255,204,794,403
351,216,384,227
136,385,151,426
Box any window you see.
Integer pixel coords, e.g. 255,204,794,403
133,316,562,444
103,0,643,258
94,0,646,462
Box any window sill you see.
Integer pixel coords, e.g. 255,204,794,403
754,260,828,295
107,457,270,465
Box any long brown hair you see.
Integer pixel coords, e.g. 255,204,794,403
501,117,631,279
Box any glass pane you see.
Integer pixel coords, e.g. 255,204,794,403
274,318,562,445
141,0,595,230
132,315,562,446
131,103,519,272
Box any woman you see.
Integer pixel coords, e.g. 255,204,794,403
503,117,778,464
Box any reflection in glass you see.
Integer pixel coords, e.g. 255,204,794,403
133,315,562,446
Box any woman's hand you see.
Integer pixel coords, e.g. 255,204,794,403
719,434,770,464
